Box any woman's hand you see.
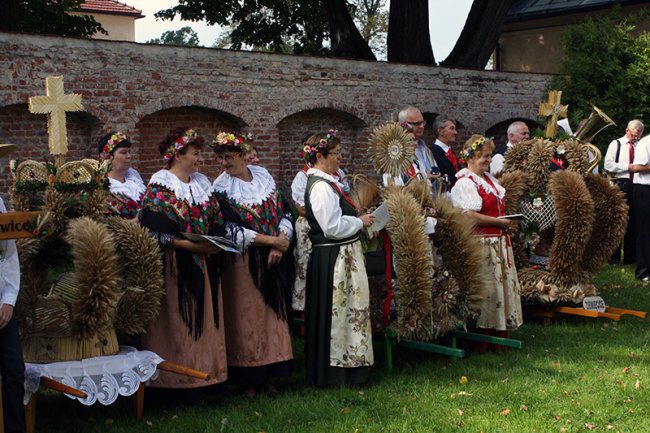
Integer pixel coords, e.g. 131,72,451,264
268,247,283,268
359,213,374,228
501,219,518,233
0,304,14,330
173,238,222,255
273,232,290,253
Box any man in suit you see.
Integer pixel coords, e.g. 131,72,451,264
430,116,459,188
490,121,530,174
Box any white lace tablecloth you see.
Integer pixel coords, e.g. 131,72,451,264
24,346,163,406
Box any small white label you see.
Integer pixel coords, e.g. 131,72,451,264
582,296,606,312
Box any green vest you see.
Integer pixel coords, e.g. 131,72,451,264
305,175,359,246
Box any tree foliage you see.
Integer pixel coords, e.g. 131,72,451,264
156,0,330,55
0,0,105,37
351,0,388,58
550,10,650,150
147,26,200,46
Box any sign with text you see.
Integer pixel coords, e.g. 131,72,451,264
582,296,607,312
0,211,42,240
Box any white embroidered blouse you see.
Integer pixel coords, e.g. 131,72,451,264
450,168,505,212
307,168,363,239
108,168,146,201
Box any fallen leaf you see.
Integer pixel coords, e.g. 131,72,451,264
402,407,408,416
628,408,635,414
585,423,596,430
449,393,456,399
622,367,630,374
623,398,632,403
629,351,635,359
457,409,464,416
105,418,114,426
459,376,468,385
500,408,510,416
606,425,614,430
554,415,561,421
635,379,641,390
457,391,472,396
563,391,571,397
560,428,567,433
255,411,263,417
146,420,153,427
520,405,529,411
341,407,351,414
172,415,178,420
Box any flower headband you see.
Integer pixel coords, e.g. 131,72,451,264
459,136,493,164
210,131,253,153
99,132,127,160
163,129,198,162
299,129,337,162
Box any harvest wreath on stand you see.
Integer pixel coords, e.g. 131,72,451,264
12,76,164,363
498,91,646,322
348,120,520,367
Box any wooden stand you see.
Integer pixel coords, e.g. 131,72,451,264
383,328,523,372
23,361,208,432
527,305,647,324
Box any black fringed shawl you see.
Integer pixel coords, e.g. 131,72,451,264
216,188,295,322
140,180,224,339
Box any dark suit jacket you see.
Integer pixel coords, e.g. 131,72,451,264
430,143,458,186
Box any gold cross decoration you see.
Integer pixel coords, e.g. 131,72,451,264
28,76,84,157
538,90,568,139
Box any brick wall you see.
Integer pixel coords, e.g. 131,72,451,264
0,32,552,195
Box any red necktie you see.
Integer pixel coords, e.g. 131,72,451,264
629,140,635,181
446,148,459,172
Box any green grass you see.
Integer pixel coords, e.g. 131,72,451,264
34,265,650,433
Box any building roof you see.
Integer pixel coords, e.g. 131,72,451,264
506,0,646,22
79,0,144,19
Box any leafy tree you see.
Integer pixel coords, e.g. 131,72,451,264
0,0,105,37
156,0,331,55
147,26,200,46
550,10,650,151
351,0,388,59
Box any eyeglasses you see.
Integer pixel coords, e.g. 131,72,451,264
408,120,427,127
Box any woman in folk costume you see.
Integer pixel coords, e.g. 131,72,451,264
303,130,375,386
98,131,146,219
139,128,227,390
211,132,294,397
291,161,351,312
450,135,523,348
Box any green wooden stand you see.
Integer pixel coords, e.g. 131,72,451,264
384,328,465,372
450,330,523,349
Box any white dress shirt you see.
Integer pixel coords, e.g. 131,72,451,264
604,135,634,179
0,198,20,307
490,142,513,174
633,136,650,186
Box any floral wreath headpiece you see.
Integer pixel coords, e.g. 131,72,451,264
210,131,253,153
99,132,127,160
299,129,337,162
163,129,198,162
459,136,493,164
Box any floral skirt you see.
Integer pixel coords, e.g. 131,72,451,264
292,216,312,311
476,235,523,331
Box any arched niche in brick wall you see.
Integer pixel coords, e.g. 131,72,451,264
134,105,247,183
0,103,101,194
276,108,368,195
485,118,541,147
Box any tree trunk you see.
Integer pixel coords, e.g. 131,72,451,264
0,0,19,32
324,0,376,60
441,0,513,69
387,0,435,64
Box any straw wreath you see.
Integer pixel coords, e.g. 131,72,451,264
368,122,415,178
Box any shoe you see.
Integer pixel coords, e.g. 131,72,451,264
642,277,650,282
263,382,279,397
